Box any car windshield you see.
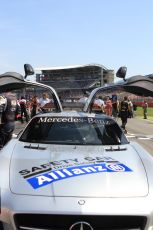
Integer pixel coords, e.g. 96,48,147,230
19,116,128,145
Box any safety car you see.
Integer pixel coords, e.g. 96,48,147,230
0,65,153,229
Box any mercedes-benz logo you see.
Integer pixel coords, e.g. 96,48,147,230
78,200,85,205
69,221,93,230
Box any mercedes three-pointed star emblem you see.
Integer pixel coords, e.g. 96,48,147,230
69,221,93,230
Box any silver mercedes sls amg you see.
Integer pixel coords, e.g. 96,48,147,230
0,65,153,230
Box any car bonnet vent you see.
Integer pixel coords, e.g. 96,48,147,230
24,144,46,150
105,146,127,151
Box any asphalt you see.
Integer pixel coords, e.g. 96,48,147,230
14,121,28,135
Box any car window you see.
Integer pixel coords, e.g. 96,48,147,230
19,116,128,145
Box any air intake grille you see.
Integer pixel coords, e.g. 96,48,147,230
14,214,147,230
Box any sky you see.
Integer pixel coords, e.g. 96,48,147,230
0,0,153,80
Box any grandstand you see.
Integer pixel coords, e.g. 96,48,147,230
146,74,153,80
35,64,114,100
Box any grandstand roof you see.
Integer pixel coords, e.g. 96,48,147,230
145,74,153,80
35,63,110,72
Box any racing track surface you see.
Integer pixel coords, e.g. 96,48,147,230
117,117,153,156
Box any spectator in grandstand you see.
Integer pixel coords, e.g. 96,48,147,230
59,96,63,103
93,96,105,114
19,96,29,123
142,100,148,119
38,92,51,112
105,96,112,116
78,93,88,104
65,98,72,102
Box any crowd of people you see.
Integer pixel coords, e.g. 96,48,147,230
17,92,53,121
0,92,53,147
0,90,150,147
91,94,150,133
92,94,136,133
59,93,140,133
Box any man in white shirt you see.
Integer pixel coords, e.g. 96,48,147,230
38,93,51,112
93,96,105,113
78,94,88,104
19,96,29,123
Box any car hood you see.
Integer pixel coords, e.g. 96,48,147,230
10,143,148,197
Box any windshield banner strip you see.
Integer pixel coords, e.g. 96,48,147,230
37,117,115,125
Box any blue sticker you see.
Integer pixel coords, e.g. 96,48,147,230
27,163,132,189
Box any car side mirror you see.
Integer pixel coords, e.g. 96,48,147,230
116,66,127,81
24,64,35,78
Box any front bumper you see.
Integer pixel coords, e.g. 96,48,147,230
1,191,153,229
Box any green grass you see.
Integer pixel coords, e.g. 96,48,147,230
135,107,153,121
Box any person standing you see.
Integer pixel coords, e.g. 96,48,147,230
105,96,112,116
93,96,105,114
119,96,130,133
142,100,148,119
19,96,29,123
78,93,88,104
30,95,39,118
133,102,137,117
112,95,119,119
0,93,18,147
38,92,51,112
128,97,134,118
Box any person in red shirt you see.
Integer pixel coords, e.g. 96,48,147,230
30,95,39,118
105,96,112,116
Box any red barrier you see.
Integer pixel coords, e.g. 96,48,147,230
134,101,153,107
